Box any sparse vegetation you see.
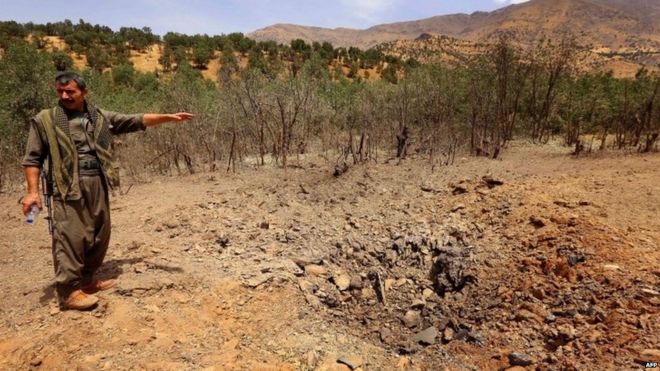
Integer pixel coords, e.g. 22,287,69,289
0,20,658,191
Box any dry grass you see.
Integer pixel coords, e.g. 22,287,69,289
129,44,162,73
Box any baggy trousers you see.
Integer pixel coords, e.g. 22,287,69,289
51,174,110,303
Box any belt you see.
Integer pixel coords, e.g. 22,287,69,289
79,157,101,175
79,157,100,170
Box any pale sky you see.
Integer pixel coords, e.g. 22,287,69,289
0,0,530,36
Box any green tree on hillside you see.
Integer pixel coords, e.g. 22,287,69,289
192,39,214,69
163,32,192,49
228,33,255,54
134,72,160,93
247,48,267,74
219,49,240,82
86,46,112,71
0,43,54,187
291,39,312,60
51,49,74,71
381,64,398,84
117,26,159,51
159,45,175,72
0,43,55,126
362,48,382,69
112,64,136,87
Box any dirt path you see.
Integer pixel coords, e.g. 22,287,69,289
1,143,658,370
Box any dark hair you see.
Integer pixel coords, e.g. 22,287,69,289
55,71,87,91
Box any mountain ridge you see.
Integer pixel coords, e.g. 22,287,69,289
248,0,660,50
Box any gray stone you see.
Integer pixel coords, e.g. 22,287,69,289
292,257,323,268
337,355,363,370
379,327,392,343
243,274,273,288
508,352,533,367
567,255,586,266
116,274,174,296
454,328,470,341
349,276,363,290
412,326,438,345
304,293,322,309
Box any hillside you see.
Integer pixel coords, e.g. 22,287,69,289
250,0,659,49
4,0,658,85
248,0,660,78
250,0,660,64
377,33,658,78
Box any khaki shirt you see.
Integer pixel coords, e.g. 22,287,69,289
23,108,145,168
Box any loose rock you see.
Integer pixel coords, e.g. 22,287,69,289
403,310,422,328
509,352,533,367
482,176,504,188
412,326,438,345
349,276,363,290
452,185,468,195
333,271,351,291
410,299,425,309
305,264,328,276
337,355,363,370
422,288,435,300
529,216,547,228
443,327,454,342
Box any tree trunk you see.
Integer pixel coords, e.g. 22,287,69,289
396,126,409,159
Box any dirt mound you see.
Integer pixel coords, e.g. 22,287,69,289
1,144,658,370
287,172,659,369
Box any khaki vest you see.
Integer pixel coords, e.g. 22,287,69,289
36,105,118,200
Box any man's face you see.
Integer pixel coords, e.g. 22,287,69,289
56,80,86,111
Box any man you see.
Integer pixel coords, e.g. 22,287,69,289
22,71,194,310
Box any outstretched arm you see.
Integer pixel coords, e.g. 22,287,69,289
143,112,195,128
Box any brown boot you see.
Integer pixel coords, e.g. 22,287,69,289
81,279,116,294
64,289,99,310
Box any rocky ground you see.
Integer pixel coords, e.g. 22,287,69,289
1,142,658,370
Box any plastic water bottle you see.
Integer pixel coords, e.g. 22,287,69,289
26,205,40,225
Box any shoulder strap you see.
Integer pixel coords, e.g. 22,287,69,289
36,108,72,197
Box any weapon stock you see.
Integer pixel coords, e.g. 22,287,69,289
40,171,53,235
